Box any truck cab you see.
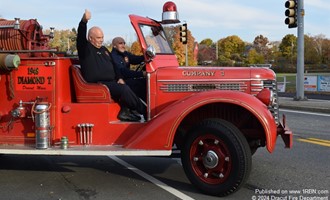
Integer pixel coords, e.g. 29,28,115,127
0,2,292,196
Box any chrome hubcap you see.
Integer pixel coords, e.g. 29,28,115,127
203,150,219,169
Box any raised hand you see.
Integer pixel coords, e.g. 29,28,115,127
82,9,91,23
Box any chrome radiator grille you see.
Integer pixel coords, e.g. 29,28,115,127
265,80,280,125
160,83,248,92
252,79,280,125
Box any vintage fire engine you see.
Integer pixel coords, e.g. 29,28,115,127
0,1,292,197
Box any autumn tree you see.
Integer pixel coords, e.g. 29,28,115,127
279,34,297,65
246,49,265,64
130,40,143,56
304,35,321,65
200,38,213,47
302,34,330,71
252,35,271,62
322,38,330,65
170,25,197,66
46,28,77,53
217,35,245,66
313,34,330,66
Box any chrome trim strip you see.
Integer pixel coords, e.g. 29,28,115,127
251,89,263,92
0,146,171,156
147,73,151,120
251,83,264,86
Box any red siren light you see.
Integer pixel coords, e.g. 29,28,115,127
163,1,177,12
162,1,180,24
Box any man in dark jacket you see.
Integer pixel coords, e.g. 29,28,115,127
76,9,145,121
111,37,146,102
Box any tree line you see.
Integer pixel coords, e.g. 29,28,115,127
198,34,330,73
46,26,330,73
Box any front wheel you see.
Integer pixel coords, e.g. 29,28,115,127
181,119,252,196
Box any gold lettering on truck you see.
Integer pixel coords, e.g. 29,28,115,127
182,71,215,76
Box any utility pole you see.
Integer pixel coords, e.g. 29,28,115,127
185,43,188,66
285,0,306,100
216,42,218,60
295,0,306,100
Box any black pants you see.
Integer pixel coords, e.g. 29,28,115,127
125,78,146,102
100,81,145,115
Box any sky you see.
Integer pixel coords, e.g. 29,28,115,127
1,0,329,44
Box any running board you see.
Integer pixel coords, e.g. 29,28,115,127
0,145,171,156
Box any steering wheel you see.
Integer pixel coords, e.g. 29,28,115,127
135,62,146,72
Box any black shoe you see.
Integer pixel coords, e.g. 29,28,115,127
118,107,141,122
131,110,146,122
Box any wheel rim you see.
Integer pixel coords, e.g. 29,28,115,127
189,134,232,184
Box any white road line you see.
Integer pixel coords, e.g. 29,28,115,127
280,109,330,117
109,156,195,200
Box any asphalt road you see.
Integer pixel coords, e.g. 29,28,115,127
0,109,329,200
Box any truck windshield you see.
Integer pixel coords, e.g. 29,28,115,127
140,24,173,54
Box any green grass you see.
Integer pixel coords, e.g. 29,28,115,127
276,73,296,93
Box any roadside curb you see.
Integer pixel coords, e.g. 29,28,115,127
279,104,330,114
279,97,330,114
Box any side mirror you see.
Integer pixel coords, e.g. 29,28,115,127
146,45,156,62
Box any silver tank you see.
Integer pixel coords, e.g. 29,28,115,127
35,103,50,149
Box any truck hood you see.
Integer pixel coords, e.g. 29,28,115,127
156,66,274,81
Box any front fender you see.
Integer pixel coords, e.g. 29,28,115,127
124,90,277,152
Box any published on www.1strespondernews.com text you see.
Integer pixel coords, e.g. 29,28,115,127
251,188,329,200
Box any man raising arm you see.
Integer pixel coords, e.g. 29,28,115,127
76,9,146,121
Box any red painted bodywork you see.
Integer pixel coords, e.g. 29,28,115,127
0,14,292,154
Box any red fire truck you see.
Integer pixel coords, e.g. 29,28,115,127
0,1,292,197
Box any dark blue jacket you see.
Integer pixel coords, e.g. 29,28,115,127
111,48,144,79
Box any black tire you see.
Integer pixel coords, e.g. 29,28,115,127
181,119,252,196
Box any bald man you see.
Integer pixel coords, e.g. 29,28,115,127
76,10,146,121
